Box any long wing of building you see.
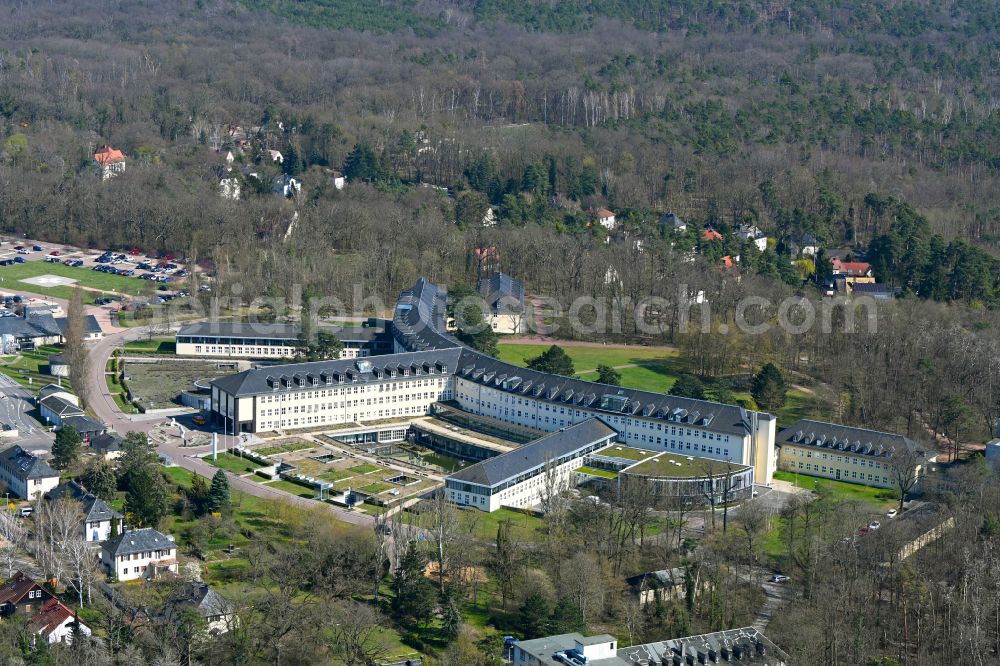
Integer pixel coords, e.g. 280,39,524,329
209,278,779,484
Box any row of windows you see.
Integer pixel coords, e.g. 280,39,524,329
795,462,887,484
259,404,432,430
786,447,887,469
259,378,448,402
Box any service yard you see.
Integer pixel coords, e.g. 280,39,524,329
122,358,232,410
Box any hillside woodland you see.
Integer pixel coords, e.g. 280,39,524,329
2,1,1000,664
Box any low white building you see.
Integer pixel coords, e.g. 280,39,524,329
163,582,236,635
594,208,616,230
0,445,59,500
445,418,618,512
101,528,178,582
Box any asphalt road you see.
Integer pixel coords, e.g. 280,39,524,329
0,372,44,436
82,321,377,527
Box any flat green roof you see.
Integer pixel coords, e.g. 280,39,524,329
594,444,658,462
623,454,748,479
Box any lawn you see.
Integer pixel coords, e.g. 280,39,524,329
497,342,677,371
773,470,897,507
577,466,618,479
256,440,314,456
0,345,70,393
123,338,176,354
359,482,392,495
626,454,740,478
594,444,658,461
0,259,155,299
205,452,263,475
460,506,545,542
269,478,318,498
349,463,381,474
578,359,681,393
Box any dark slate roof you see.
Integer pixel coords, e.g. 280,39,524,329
389,279,759,437
210,348,463,397
165,582,232,619
851,283,893,296
89,432,123,453
777,419,933,461
47,353,67,365
102,528,176,557
38,394,84,418
391,277,463,352
37,384,68,399
619,627,788,665
47,481,122,523
452,347,755,436
177,320,385,342
476,272,525,312
56,315,102,336
60,414,106,434
449,418,617,487
0,445,58,481
0,316,55,339
625,567,686,591
25,314,61,337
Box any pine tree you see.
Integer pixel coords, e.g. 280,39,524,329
206,469,231,514
596,364,621,386
670,374,705,400
526,345,575,377
51,426,82,470
549,596,584,634
517,592,552,638
750,363,787,411
80,459,117,500
124,466,169,528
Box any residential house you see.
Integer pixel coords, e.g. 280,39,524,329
329,170,345,190
162,582,236,635
721,255,739,270
56,314,103,340
702,228,723,242
625,567,710,606
0,572,54,617
94,145,126,181
512,627,788,665
268,149,283,164
0,445,59,499
658,213,687,233
219,176,241,201
101,528,178,581
0,314,63,350
47,480,124,544
831,260,875,293
31,598,91,645
776,419,937,489
273,174,301,198
89,431,125,460
799,233,819,256
475,271,526,334
594,208,616,230
736,224,768,251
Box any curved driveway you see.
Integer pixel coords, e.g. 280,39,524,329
83,319,375,527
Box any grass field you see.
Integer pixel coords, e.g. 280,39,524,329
773,471,897,506
0,345,72,394
498,342,678,372
256,440,314,456
123,338,176,354
268,478,318,498
349,463,381,474
626,454,737,478
205,452,263,475
577,466,618,479
0,259,156,300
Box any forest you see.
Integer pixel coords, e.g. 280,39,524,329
1,1,1000,665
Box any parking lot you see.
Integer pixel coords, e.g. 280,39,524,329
0,238,204,302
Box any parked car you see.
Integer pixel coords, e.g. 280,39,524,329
868,521,881,530
71,260,84,267
129,248,142,255
32,245,43,251
48,251,60,257
192,415,207,425
16,248,28,254
14,257,25,263
770,574,790,583
46,257,60,263
886,509,898,519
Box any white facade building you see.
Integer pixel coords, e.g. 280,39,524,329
101,528,178,582
446,419,617,512
0,445,59,500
